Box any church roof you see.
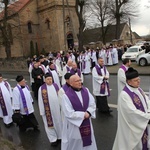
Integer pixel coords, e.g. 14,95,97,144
0,0,31,19
83,23,127,45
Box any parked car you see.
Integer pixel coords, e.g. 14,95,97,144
122,45,145,61
136,52,150,66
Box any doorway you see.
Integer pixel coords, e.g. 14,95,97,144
67,33,74,50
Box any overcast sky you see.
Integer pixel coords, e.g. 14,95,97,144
131,0,150,36
86,0,150,36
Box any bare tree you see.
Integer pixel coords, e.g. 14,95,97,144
109,0,137,39
89,0,111,44
0,0,22,59
0,0,12,59
75,0,89,51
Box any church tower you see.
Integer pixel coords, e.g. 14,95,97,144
37,0,79,52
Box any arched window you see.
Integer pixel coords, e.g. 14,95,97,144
65,16,70,26
45,19,50,29
28,22,32,33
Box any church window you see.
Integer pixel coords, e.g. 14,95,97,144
126,32,129,36
28,22,32,33
45,19,50,29
65,16,70,26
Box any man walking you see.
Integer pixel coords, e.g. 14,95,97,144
0,74,13,127
38,73,62,146
12,75,39,131
113,67,150,150
61,75,97,150
92,57,112,113
117,58,131,100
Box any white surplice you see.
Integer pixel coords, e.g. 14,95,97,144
117,65,128,100
99,49,106,65
55,58,63,77
12,84,34,115
113,84,150,150
92,65,109,96
105,50,113,66
28,63,34,86
83,53,91,74
38,84,62,143
0,81,13,124
61,88,97,150
112,48,118,64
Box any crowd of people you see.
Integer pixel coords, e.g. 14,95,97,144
0,44,150,150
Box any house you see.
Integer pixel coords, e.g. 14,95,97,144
83,23,142,49
0,0,79,58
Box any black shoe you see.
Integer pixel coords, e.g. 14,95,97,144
19,127,26,132
19,126,26,132
4,122,13,128
57,139,61,143
108,109,113,113
51,141,58,147
34,126,40,131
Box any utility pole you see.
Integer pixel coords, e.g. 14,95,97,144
129,18,133,44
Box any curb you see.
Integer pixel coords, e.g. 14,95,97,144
0,70,149,76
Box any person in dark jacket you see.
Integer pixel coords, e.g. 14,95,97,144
32,60,44,99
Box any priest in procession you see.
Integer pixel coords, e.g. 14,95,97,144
38,73,62,147
113,67,150,150
61,75,97,150
12,75,39,132
0,74,13,127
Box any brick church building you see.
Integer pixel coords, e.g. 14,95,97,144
0,0,79,58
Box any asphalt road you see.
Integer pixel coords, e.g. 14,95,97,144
0,73,149,150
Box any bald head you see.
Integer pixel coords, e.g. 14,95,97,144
72,62,77,69
67,59,73,67
69,75,82,89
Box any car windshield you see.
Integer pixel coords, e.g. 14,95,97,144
127,48,138,52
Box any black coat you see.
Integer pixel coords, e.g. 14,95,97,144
32,67,44,84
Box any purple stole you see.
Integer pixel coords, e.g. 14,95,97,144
48,68,53,77
66,66,71,72
66,87,92,147
91,51,93,64
0,82,10,116
62,84,70,92
124,86,148,150
83,55,86,69
70,68,81,77
120,65,127,72
17,85,29,115
41,83,59,127
95,65,110,96
4,81,9,91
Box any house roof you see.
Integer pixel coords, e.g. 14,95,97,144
0,0,31,19
132,32,141,39
83,23,127,45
